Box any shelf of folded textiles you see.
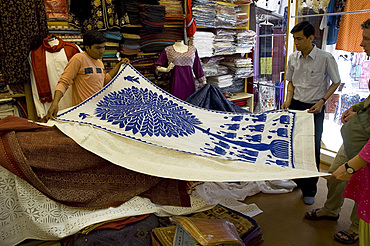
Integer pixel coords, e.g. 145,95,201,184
197,26,249,30
123,24,183,28
0,93,26,99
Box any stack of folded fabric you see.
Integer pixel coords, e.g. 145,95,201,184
53,33,83,46
120,33,141,56
207,74,233,88
236,12,249,27
214,29,235,42
140,4,166,33
104,31,123,42
45,0,68,21
192,0,217,28
213,42,235,55
220,77,246,94
221,56,253,79
235,29,256,54
215,2,236,28
192,31,214,58
140,27,183,53
213,29,236,55
159,0,184,25
123,0,140,25
130,54,158,81
102,31,122,71
48,20,82,46
201,56,224,77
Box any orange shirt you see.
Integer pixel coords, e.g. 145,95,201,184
55,52,112,106
336,0,370,53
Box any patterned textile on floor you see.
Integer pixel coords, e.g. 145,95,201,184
191,204,263,245
2,164,247,245
48,64,324,182
0,116,190,208
171,216,244,245
80,214,151,234
62,214,159,246
151,204,263,246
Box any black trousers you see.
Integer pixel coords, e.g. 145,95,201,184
290,99,325,197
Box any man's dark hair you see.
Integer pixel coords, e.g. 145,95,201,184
290,21,315,38
361,18,370,29
83,30,106,47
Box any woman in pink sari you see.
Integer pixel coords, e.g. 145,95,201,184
331,138,370,246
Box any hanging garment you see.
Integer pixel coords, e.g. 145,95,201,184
326,0,339,45
29,36,81,118
30,35,80,103
156,45,206,100
336,0,370,52
0,0,48,86
69,0,128,31
259,24,273,80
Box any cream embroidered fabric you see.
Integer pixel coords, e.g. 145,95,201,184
49,64,325,181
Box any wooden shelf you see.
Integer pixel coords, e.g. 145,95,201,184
228,92,254,112
228,92,253,100
0,93,26,99
122,24,183,28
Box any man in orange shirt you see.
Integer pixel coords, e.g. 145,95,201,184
42,30,129,122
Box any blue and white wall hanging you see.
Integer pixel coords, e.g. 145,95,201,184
51,65,325,181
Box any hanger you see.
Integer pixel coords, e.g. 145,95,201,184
48,34,57,42
302,0,313,9
259,14,274,27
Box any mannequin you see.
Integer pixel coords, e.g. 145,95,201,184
156,40,206,100
156,40,188,72
30,34,80,118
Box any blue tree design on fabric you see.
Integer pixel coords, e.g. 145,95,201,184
95,87,202,137
94,87,290,162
